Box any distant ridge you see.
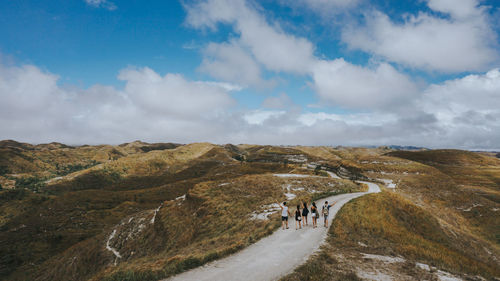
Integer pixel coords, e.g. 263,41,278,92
361,144,428,150
384,145,428,151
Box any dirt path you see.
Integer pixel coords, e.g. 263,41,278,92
165,180,380,281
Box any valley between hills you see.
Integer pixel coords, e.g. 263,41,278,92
0,140,499,281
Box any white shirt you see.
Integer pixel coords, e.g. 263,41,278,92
282,205,288,217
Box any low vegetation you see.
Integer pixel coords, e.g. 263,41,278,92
1,140,362,281
91,174,361,281
282,191,499,280
1,141,498,281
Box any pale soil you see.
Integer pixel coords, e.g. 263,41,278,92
329,249,475,281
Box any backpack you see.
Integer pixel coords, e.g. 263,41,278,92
322,205,329,216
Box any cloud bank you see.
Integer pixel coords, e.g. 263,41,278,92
1,61,499,149
342,0,498,72
185,0,421,111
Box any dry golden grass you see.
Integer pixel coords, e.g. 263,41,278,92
3,142,499,281
281,148,500,281
333,192,499,277
293,146,341,161
282,191,499,280
384,150,500,247
1,143,265,280
91,174,361,281
280,251,362,281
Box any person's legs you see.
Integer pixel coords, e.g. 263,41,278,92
324,215,328,227
299,219,302,229
282,217,286,230
285,217,289,229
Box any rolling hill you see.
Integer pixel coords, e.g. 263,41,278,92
0,141,498,280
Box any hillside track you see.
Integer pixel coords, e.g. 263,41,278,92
165,178,380,281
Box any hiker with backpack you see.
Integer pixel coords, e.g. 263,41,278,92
322,201,335,228
311,202,318,228
278,201,291,230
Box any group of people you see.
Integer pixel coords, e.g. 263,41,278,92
278,200,335,230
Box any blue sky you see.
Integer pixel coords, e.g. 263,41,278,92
1,0,500,148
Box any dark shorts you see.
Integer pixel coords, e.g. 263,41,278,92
281,216,288,221
324,215,328,220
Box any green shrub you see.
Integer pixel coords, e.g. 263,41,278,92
162,256,204,276
176,257,203,272
14,176,46,191
203,251,220,263
102,270,159,281
0,165,8,176
56,160,100,176
0,189,29,202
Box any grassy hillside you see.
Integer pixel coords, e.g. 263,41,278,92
281,148,500,281
1,142,498,280
90,174,360,281
0,140,181,191
386,150,500,245
282,192,499,281
0,141,363,281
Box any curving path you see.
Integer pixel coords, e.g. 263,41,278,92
165,179,380,281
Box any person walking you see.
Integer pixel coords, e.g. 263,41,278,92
278,201,290,229
301,202,309,226
311,202,318,228
294,205,302,230
322,201,335,228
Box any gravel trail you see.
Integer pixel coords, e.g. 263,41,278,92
165,178,380,281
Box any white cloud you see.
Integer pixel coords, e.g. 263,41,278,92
419,68,500,133
297,112,395,127
262,93,293,109
342,0,498,72
243,110,286,125
236,15,316,74
311,59,419,109
234,68,500,148
184,0,243,29
422,68,500,112
185,0,421,110
84,0,117,10
201,81,244,92
1,62,500,149
185,0,316,78
118,67,234,118
0,64,61,114
427,0,481,19
0,63,236,144
281,0,361,16
198,41,274,88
